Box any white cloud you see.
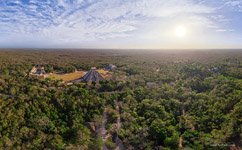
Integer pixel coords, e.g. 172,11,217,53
216,29,234,32
224,0,242,11
225,0,242,7
0,0,240,48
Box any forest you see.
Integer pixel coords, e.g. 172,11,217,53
0,49,241,150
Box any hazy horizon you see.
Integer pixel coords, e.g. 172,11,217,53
0,48,242,51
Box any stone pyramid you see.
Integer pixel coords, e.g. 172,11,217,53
82,69,104,83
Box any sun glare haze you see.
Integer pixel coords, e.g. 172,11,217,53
175,26,187,38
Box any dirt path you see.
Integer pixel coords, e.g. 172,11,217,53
101,108,107,139
115,100,121,130
98,100,124,150
179,136,183,148
179,101,185,148
179,100,195,148
100,108,109,150
114,100,124,150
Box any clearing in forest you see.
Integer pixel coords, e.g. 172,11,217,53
48,69,112,82
48,71,86,82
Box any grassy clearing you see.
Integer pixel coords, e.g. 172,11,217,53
48,69,111,82
96,69,111,78
48,71,86,82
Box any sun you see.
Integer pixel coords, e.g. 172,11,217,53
175,26,187,38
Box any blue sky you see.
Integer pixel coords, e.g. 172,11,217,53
0,0,242,49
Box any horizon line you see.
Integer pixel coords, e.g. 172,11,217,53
0,48,242,51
